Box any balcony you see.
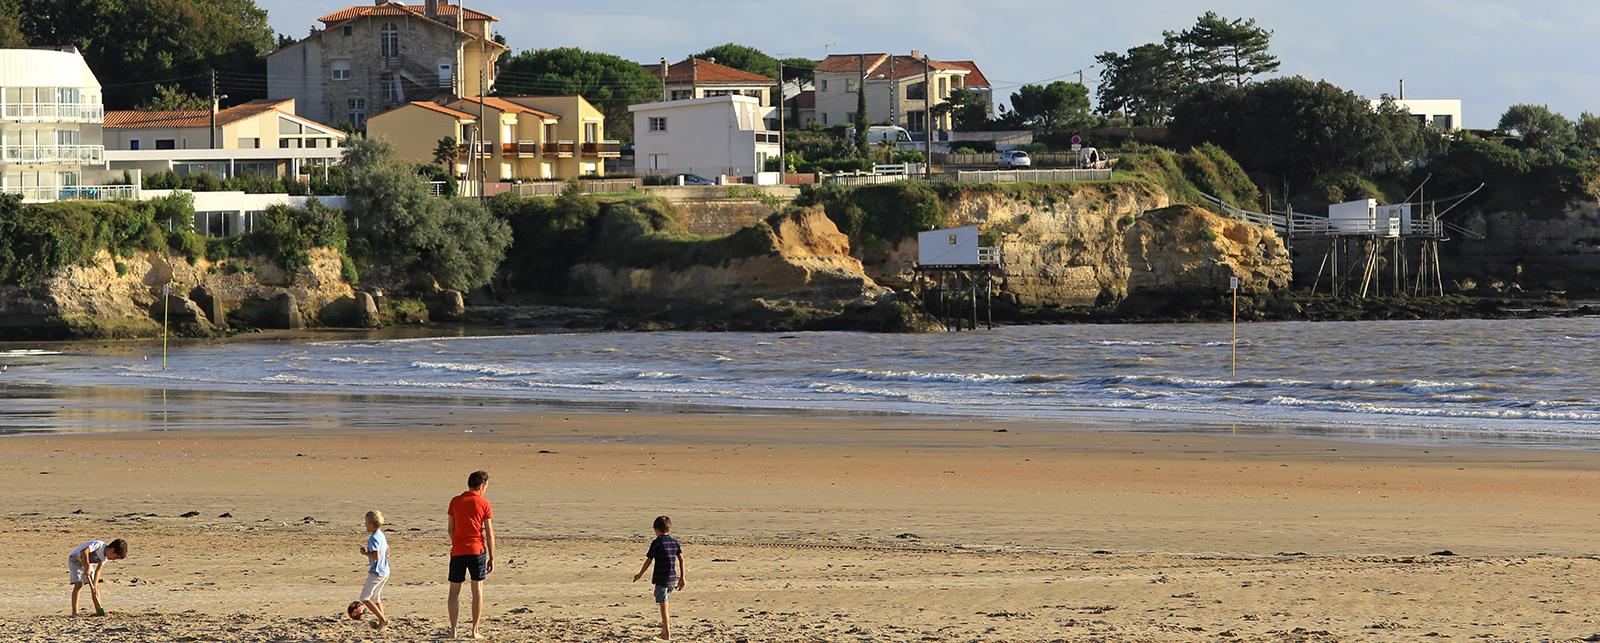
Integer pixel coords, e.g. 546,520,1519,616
457,142,493,158
543,140,575,157
1,184,138,203
581,140,622,157
502,141,539,157
1,144,105,165
754,131,782,145
1,102,105,123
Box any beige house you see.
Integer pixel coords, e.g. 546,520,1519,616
102,99,346,179
367,95,617,181
812,52,989,135
644,58,775,106
267,0,509,129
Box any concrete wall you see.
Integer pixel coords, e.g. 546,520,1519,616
267,40,325,123
631,95,773,177
367,105,467,169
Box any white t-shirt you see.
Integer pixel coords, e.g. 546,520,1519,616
71,540,107,566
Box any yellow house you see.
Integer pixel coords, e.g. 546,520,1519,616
367,95,617,181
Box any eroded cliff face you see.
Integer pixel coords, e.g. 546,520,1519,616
568,206,887,306
1125,205,1293,297
1451,200,1600,293
0,248,355,339
860,183,1173,307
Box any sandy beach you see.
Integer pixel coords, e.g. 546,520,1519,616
4,402,1600,642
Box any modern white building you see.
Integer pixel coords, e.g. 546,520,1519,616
629,94,781,178
0,47,132,202
141,189,349,238
1374,98,1462,131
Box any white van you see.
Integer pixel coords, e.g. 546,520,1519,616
846,125,915,147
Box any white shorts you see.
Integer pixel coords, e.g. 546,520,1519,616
68,559,97,585
359,573,388,602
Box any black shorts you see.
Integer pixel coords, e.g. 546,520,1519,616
448,553,487,583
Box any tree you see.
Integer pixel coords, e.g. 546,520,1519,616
15,0,275,108
1095,43,1188,126
138,84,209,111
1579,112,1600,160
1007,81,1093,132
0,0,26,47
1499,104,1578,161
1164,11,1279,87
341,137,510,292
932,87,993,131
691,43,778,80
1168,77,1427,185
496,48,660,141
855,70,869,153
433,137,458,172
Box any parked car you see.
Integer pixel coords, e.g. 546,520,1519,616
677,173,716,186
997,150,1032,169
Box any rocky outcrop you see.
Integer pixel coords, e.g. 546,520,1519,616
570,206,886,306
0,248,355,340
1450,200,1600,294
1125,205,1292,297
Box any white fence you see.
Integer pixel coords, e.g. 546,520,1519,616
953,168,1112,184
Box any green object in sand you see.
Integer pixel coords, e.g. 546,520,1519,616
96,607,105,616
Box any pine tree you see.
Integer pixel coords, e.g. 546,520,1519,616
1165,12,1280,87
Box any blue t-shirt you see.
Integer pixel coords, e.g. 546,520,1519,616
367,530,389,577
646,535,681,586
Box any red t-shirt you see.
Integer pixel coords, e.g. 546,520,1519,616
448,490,493,556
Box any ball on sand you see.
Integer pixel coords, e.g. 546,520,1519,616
347,601,366,620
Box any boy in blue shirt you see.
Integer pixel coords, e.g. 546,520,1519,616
357,510,390,630
632,515,685,640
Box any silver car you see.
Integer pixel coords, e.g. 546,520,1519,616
997,150,1032,169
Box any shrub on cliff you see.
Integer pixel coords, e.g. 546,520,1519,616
235,198,349,277
342,137,511,292
0,195,179,285
797,182,944,248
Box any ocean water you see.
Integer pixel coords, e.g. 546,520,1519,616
2,318,1598,438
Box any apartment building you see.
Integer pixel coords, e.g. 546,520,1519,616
268,0,509,128
0,47,132,202
812,52,989,134
630,94,780,178
367,95,617,180
101,99,346,180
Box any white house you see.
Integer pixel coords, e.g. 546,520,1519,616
629,94,781,178
1374,98,1462,131
0,47,133,202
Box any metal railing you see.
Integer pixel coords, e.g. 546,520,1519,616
953,168,1111,183
581,140,622,156
509,178,639,197
544,140,575,156
1,102,105,122
457,142,493,157
1,184,137,202
502,141,539,156
0,144,105,164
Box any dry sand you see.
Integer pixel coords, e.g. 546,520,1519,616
5,409,1600,641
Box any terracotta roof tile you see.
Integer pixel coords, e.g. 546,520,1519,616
385,101,478,121
814,54,888,74
815,53,975,81
104,99,298,130
645,58,774,85
943,60,990,88
319,1,495,25
794,90,815,108
451,96,560,120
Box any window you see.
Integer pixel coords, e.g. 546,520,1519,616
237,138,260,149
342,25,352,36
846,112,855,123
947,234,958,246
820,79,828,92
1432,114,1454,130
938,77,949,98
380,22,399,58
279,118,303,135
846,79,857,92
129,140,140,151
669,89,693,101
155,139,176,150
648,116,668,133
379,73,399,103
649,153,668,170
906,81,927,101
584,122,599,143
821,113,828,124
331,61,351,81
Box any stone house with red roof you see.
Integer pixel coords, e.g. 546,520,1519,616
267,0,509,129
812,51,991,135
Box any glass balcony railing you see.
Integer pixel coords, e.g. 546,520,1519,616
0,144,106,164
1,102,105,122
1,184,138,202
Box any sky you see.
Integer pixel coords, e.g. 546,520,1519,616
259,0,1600,129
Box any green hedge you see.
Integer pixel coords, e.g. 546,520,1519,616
0,194,191,285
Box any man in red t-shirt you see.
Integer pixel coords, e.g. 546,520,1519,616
446,470,495,639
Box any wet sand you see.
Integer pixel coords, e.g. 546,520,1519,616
5,407,1600,641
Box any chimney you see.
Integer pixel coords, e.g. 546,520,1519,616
661,57,670,101
424,0,442,19
1399,79,1405,100
707,57,716,64
910,49,921,60
690,58,698,96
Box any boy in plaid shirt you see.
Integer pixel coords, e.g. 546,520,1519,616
632,515,685,640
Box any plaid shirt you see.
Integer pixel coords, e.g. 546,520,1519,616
647,535,681,586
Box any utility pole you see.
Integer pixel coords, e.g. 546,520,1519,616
776,61,785,183
888,55,897,129
923,55,932,178
478,65,486,204
209,69,218,149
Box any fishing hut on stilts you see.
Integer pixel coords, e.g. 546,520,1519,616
1202,178,1484,298
912,225,1000,331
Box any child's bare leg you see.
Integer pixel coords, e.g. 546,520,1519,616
363,599,387,628
70,583,82,615
659,601,671,640
447,582,462,637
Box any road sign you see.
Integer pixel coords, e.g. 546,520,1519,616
1229,276,1240,290
1070,135,1082,145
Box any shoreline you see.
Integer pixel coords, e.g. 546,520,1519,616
8,411,1600,640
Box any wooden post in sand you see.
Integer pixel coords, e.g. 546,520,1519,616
1230,275,1239,377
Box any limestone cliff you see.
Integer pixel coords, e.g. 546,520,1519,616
569,206,886,307
0,248,356,339
1451,200,1600,293
1124,205,1293,297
